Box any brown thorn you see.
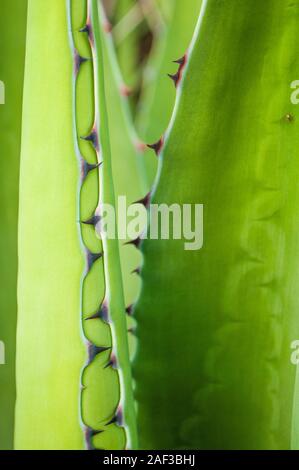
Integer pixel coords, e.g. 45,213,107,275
128,327,136,336
86,302,109,322
147,138,163,156
74,51,89,75
133,192,151,209
86,250,103,271
126,305,133,316
88,344,111,362
79,24,90,34
80,158,101,181
131,267,141,276
81,214,101,226
168,72,180,87
85,427,103,449
174,55,187,66
81,130,99,151
124,237,141,249
106,406,123,427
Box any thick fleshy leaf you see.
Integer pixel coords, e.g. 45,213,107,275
0,0,27,450
15,0,137,450
136,0,202,183
134,0,299,450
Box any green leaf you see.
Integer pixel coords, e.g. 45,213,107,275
0,0,27,450
112,0,142,97
134,0,299,450
136,0,202,183
15,0,86,450
73,0,147,359
86,0,138,448
15,0,137,450
99,3,148,309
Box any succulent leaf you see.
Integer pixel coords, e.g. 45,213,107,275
15,0,86,449
0,0,27,450
136,0,203,184
15,0,137,450
134,0,299,450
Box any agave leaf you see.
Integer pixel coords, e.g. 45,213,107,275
136,0,202,183
0,0,27,450
15,0,136,450
99,3,148,309
85,0,138,448
15,0,86,450
134,0,299,450
112,0,142,97
73,0,147,358
154,0,173,22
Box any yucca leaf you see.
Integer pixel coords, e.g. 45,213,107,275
0,0,27,450
134,0,299,450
